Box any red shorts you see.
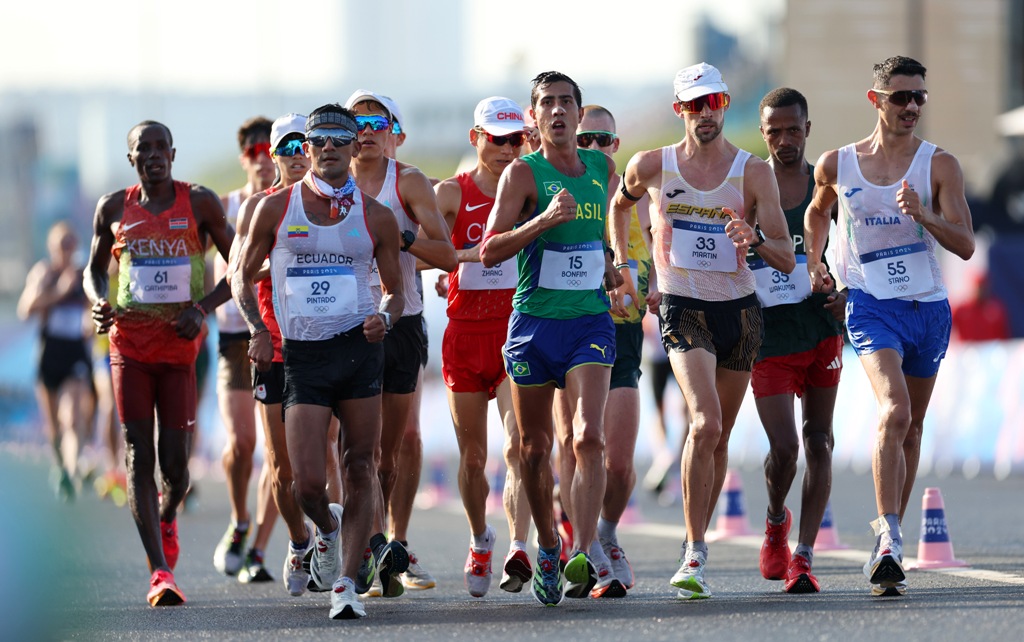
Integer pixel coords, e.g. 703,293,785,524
110,351,197,431
442,318,508,399
751,335,844,399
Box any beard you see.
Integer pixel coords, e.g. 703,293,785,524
694,120,722,144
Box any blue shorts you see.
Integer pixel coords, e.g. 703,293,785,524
503,311,615,388
846,289,951,378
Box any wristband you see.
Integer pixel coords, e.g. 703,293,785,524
193,302,207,318
614,263,630,270
250,328,269,339
619,173,642,202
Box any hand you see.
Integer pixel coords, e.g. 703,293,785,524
723,207,755,249
91,299,115,334
645,289,663,314
897,180,925,222
542,189,577,228
363,313,387,344
173,304,206,340
608,265,637,319
809,262,833,294
435,273,449,298
823,288,847,323
248,331,273,372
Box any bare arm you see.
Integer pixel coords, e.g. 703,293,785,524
434,179,480,264
366,199,406,343
174,188,232,339
229,192,271,283
17,262,56,319
399,167,457,272
901,151,974,260
804,150,840,293
231,191,284,371
741,158,795,273
481,160,574,267
83,192,122,334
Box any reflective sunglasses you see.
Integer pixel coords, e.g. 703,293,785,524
272,138,306,157
306,129,355,148
874,89,928,107
576,131,618,147
392,121,403,135
677,92,730,113
243,141,272,159
355,114,392,132
476,129,526,148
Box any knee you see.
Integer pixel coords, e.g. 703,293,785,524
688,415,723,452
605,451,634,486
503,438,521,470
769,432,800,467
461,447,487,479
520,434,552,469
572,426,604,459
343,451,375,485
903,420,924,450
226,431,257,458
878,403,912,439
802,429,833,462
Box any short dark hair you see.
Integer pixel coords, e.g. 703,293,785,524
873,56,927,88
759,88,809,120
307,104,358,132
237,116,273,150
530,71,582,110
582,105,615,128
127,120,173,150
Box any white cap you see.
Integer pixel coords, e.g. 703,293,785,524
270,113,306,150
474,96,526,135
379,95,403,132
673,62,729,102
343,89,393,119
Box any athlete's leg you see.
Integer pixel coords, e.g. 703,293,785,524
220,388,257,526
705,367,752,531
336,395,382,581
449,387,491,535
756,393,799,519
248,450,279,554
900,374,939,521
390,369,424,542
496,379,531,543
564,363,610,555
553,388,576,527
325,416,343,505
378,390,414,516
798,385,838,546
858,349,913,518
285,403,338,535
258,402,307,542
511,383,558,548
601,386,640,522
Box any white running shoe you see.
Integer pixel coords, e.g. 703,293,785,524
283,522,314,596
329,577,366,619
670,549,711,599
213,522,249,576
310,503,343,590
464,525,495,598
601,539,635,589
864,535,905,590
401,549,436,590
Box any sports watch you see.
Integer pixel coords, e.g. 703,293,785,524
401,230,416,252
750,225,766,249
378,310,392,332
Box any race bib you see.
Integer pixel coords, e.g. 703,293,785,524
284,265,357,318
859,242,934,299
752,255,812,308
129,257,191,303
538,241,604,291
669,219,736,272
47,304,84,340
458,256,518,290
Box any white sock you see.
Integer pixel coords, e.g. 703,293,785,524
597,517,617,545
472,525,494,551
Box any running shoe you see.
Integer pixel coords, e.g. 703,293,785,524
238,548,274,583
864,538,905,592
147,569,186,607
329,577,366,620
671,549,712,599
499,548,532,593
284,522,314,596
871,581,908,597
401,549,437,590
783,554,820,593
303,546,329,593
310,503,344,590
589,558,626,598
602,541,635,589
377,540,410,597
563,551,598,598
530,540,564,606
161,520,179,571
354,547,375,594
54,468,76,503
464,528,494,598
213,522,249,576
759,507,792,580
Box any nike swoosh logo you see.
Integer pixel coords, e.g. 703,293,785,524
123,220,145,231
465,203,489,212
187,419,196,427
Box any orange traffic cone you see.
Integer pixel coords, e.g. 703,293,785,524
706,469,755,541
815,501,849,550
906,487,968,570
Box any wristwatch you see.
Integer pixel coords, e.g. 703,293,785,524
401,230,416,252
378,310,392,332
750,225,766,249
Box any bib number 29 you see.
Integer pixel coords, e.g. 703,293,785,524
311,280,331,295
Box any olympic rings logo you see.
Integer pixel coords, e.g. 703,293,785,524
895,284,909,293
698,260,711,268
567,279,582,287
487,278,499,285
314,305,330,313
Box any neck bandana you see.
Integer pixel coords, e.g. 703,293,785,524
303,171,356,219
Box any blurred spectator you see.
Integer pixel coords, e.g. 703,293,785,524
951,272,1011,341
987,141,1024,232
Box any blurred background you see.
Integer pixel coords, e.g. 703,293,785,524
1,0,1022,479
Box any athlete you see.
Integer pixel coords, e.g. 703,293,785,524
435,96,533,598
481,71,621,606
751,88,846,593
804,56,974,596
83,120,233,606
610,62,794,600
213,116,278,580
234,104,405,619
344,89,457,598
19,221,94,501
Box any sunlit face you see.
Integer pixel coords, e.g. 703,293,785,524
273,134,311,185
870,74,926,137
240,133,276,188
471,127,524,177
351,100,393,161
127,124,175,183
673,95,727,144
529,81,583,148
759,103,810,168
305,125,359,182
577,112,619,156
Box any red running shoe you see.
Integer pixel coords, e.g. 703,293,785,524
147,569,186,607
759,507,792,580
783,554,820,593
162,520,179,571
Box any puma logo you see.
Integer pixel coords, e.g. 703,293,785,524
592,179,605,192
590,343,608,358
666,188,686,199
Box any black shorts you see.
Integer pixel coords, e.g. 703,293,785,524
282,326,384,412
38,336,92,391
252,361,285,406
383,314,426,394
610,322,643,390
218,332,252,391
660,293,763,372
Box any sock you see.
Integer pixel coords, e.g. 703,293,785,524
289,536,310,552
539,542,560,558
249,548,264,563
370,532,388,559
589,539,610,566
793,544,814,566
320,522,339,542
235,520,250,533
687,541,708,558
511,539,527,552
883,513,902,547
597,517,617,545
472,525,494,551
767,509,787,525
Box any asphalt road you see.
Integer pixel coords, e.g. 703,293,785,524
3,448,1023,641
